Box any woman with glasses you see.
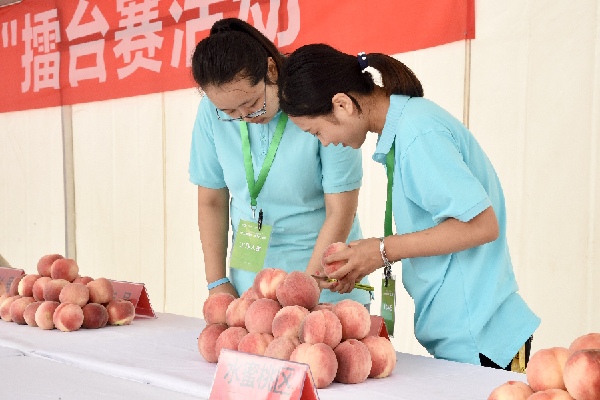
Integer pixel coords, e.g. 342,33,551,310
189,18,371,308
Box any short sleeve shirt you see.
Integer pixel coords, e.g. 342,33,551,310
189,96,371,305
373,95,540,366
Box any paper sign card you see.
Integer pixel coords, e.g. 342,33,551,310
0,267,25,295
210,349,319,400
109,280,156,319
369,315,391,341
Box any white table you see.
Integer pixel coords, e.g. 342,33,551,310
0,313,526,399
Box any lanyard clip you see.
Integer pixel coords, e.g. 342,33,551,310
251,206,257,219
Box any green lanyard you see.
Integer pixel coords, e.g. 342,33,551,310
384,142,395,237
240,113,288,223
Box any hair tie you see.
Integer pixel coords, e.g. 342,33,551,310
357,52,368,71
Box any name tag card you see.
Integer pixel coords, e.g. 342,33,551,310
210,349,319,400
0,267,25,295
109,280,156,319
369,315,390,340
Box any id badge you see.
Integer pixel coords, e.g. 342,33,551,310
230,219,272,273
381,274,396,337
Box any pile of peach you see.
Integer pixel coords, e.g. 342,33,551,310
197,268,396,389
0,253,135,332
488,332,600,400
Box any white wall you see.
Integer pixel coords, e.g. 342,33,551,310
1,1,599,358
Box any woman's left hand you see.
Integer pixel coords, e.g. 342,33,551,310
324,237,383,293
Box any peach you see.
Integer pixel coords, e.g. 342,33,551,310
17,274,40,297
272,305,309,339
332,299,371,340
334,339,372,384
252,268,287,300
0,293,7,305
244,298,281,334
311,303,334,312
275,271,320,310
53,303,84,332
73,276,94,285
106,299,135,325
202,292,236,325
214,326,248,359
322,242,349,276
299,309,343,348
240,286,260,300
526,347,570,391
237,332,274,356
8,275,22,296
264,336,301,361
569,332,600,354
43,279,69,302
290,342,338,389
50,258,79,282
35,301,60,329
361,335,397,378
527,389,575,400
32,276,51,301
9,296,36,324
87,277,114,304
23,301,43,327
81,303,109,329
198,323,228,363
225,297,255,328
37,254,64,277
487,380,534,400
0,295,22,321
59,283,90,307
563,349,600,400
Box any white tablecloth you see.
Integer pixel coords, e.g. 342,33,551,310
0,313,526,399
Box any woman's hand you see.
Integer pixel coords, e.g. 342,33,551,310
208,282,239,298
324,237,383,293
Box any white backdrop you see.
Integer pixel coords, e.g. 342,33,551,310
1,0,599,358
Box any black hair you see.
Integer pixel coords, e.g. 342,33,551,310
191,18,284,88
279,43,424,117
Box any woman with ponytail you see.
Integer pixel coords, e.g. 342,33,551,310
189,21,370,307
279,43,539,370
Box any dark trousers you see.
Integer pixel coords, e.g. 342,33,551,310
479,336,533,371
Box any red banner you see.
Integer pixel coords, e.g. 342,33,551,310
0,0,474,113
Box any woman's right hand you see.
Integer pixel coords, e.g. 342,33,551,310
208,282,239,298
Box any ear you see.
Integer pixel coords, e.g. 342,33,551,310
267,57,278,82
332,93,357,119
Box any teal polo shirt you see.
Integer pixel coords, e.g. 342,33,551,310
373,95,540,367
189,96,370,305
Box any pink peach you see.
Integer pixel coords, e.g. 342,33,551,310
32,276,51,301
198,323,228,363
361,335,397,378
202,292,236,325
311,303,334,311
275,271,320,310
322,242,349,276
272,305,309,339
487,380,534,400
526,347,570,391
43,279,70,302
237,332,274,356
86,277,114,304
81,303,109,329
17,274,40,297
53,303,84,332
0,295,22,321
569,332,600,354
50,258,79,282
23,301,43,327
244,298,281,334
299,309,343,348
73,276,94,285
563,349,600,400
332,299,371,340
9,296,36,324
37,254,64,277
225,297,255,328
59,283,90,307
334,339,372,384
35,301,60,329
8,275,22,296
252,268,287,300
240,286,260,300
106,299,135,325
290,342,338,389
527,389,575,400
214,327,248,359
264,336,301,361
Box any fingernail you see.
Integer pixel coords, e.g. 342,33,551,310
315,271,320,276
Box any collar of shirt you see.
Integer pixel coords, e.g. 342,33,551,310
372,95,411,165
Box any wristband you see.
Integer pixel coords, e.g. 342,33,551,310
207,277,230,290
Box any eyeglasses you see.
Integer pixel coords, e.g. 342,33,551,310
215,79,267,122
